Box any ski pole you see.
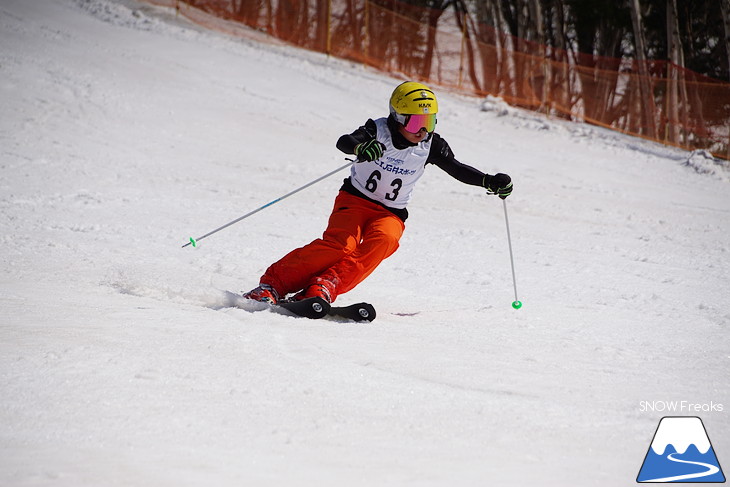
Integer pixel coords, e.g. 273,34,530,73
182,159,356,248
502,199,522,309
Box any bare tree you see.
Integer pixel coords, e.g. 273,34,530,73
421,0,452,81
721,0,730,80
628,0,657,138
665,0,686,144
547,0,572,117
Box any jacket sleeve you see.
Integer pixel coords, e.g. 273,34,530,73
427,133,486,187
336,119,378,154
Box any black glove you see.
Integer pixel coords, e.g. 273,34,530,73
483,173,513,199
354,139,386,162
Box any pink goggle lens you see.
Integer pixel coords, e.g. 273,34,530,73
403,113,437,133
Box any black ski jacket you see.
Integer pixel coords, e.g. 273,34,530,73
336,116,486,221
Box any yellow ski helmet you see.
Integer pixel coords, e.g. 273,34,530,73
389,81,438,133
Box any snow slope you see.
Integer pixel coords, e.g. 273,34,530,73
1,0,728,485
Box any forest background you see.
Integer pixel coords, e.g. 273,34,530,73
152,0,730,159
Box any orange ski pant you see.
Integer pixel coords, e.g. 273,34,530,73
261,191,405,302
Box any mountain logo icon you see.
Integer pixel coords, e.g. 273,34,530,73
637,416,725,483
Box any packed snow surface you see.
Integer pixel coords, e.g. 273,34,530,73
1,0,728,485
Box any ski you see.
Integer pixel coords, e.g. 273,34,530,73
275,297,376,322
235,292,377,322
276,297,330,319
329,302,376,322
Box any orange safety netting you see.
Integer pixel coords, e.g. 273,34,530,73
144,0,730,160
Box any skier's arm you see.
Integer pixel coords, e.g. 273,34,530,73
336,119,378,154
429,134,513,198
428,134,485,186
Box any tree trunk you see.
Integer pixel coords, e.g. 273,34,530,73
473,0,501,94
421,7,445,81
454,0,481,91
528,0,543,44
666,0,685,144
528,0,548,110
720,0,730,81
628,0,657,138
495,0,517,98
548,0,572,119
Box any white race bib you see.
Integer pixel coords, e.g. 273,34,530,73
349,117,431,209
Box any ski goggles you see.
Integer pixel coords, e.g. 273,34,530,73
394,112,437,134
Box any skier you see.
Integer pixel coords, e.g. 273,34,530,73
243,81,513,305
